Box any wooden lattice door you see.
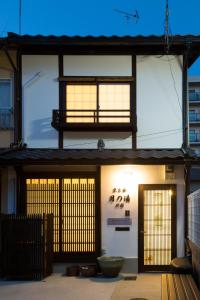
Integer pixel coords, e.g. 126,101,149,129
138,184,176,272
25,175,100,262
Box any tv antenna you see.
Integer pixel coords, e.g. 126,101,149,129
114,9,140,24
164,0,170,53
19,0,22,35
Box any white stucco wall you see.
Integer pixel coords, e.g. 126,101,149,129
101,165,185,261
136,55,183,149
21,54,183,149
63,132,132,149
22,55,59,148
63,55,132,76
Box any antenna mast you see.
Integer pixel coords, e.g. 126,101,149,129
19,0,22,35
164,0,170,53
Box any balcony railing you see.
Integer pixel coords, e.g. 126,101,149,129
0,109,13,129
52,109,135,131
189,112,200,122
189,91,200,102
190,132,200,143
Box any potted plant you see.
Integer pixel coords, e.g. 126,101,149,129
97,256,124,277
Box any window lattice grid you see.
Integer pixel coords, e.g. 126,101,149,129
99,84,130,123
62,178,95,253
66,85,97,123
26,179,60,252
143,190,172,266
26,177,96,254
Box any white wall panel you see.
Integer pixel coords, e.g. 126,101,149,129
101,165,184,261
136,55,183,148
22,55,58,148
64,55,132,76
63,132,132,149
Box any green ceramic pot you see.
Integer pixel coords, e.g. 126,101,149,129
97,256,124,277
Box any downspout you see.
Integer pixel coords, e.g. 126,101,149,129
182,44,190,149
182,43,191,253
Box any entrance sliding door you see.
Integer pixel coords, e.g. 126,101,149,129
138,185,176,272
25,175,100,262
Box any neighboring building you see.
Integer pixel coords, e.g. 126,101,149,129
0,49,16,213
0,49,15,147
188,77,200,193
189,76,200,151
0,33,200,273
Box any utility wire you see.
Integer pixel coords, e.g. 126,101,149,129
63,128,182,148
163,0,182,113
167,55,182,112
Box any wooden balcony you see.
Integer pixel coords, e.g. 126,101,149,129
51,109,135,132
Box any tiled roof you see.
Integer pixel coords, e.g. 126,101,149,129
0,148,188,165
1,32,200,46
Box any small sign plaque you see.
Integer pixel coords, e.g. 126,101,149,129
107,218,132,226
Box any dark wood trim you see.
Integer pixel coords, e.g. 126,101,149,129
22,171,98,178
53,253,97,263
0,157,185,167
52,120,135,132
15,166,25,214
182,52,188,148
0,170,1,213
59,76,134,82
58,54,64,148
59,178,62,253
131,55,136,149
95,165,101,258
184,163,191,242
19,47,188,56
14,50,22,144
138,184,177,272
96,83,99,123
3,48,17,72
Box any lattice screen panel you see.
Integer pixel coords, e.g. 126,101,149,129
26,177,96,255
62,178,95,252
143,189,172,266
26,179,60,252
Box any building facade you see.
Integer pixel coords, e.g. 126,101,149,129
0,33,200,273
188,77,200,193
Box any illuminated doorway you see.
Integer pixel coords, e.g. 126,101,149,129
138,184,176,272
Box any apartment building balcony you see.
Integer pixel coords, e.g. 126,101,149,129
51,109,135,131
190,132,200,145
189,91,200,105
189,112,200,124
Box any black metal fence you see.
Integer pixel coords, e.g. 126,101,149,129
0,214,53,280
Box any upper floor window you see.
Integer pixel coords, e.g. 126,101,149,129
0,79,13,129
66,83,130,124
52,78,135,132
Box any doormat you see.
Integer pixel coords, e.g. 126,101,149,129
124,275,137,280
